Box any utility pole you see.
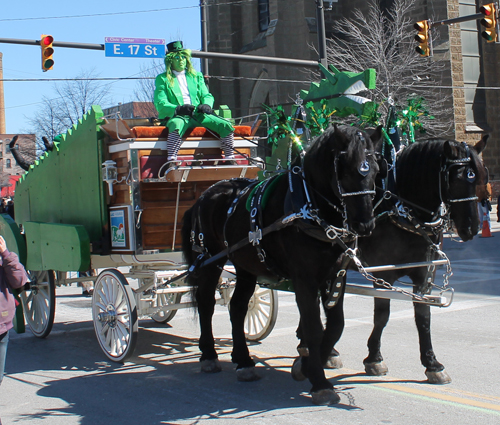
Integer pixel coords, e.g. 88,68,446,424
200,0,209,77
316,0,328,67
0,53,5,134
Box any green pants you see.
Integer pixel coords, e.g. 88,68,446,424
166,111,234,139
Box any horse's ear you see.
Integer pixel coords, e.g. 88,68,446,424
473,134,488,155
369,125,384,151
443,140,454,158
332,124,347,150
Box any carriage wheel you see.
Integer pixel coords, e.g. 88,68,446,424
20,270,56,338
92,269,138,362
151,289,182,323
244,286,278,341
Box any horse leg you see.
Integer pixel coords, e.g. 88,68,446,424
321,289,345,369
196,265,224,373
363,297,390,376
229,268,260,381
414,302,451,384
294,282,340,405
294,293,344,369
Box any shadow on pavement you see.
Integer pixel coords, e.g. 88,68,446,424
7,323,373,424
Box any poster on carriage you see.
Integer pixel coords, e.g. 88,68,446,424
109,205,135,251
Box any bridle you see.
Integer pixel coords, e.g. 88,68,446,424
334,131,378,199
439,142,479,204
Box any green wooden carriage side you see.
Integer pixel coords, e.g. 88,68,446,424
13,105,109,272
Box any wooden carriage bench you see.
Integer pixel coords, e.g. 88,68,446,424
101,118,262,252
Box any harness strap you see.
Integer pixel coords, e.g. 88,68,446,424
324,254,351,309
248,174,289,277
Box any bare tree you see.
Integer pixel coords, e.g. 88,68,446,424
133,60,164,118
26,68,113,145
325,0,453,138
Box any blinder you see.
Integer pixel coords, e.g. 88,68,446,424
441,142,478,204
336,132,378,198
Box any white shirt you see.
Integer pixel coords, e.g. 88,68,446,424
173,70,191,104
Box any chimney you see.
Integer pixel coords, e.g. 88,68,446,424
0,53,5,134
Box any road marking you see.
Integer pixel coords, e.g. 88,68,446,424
248,349,500,415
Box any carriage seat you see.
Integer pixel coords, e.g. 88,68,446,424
132,125,252,139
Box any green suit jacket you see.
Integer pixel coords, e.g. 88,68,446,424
154,71,215,120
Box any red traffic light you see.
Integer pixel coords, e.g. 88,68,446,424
414,20,431,57
40,34,54,71
480,4,498,42
480,4,494,16
41,35,53,46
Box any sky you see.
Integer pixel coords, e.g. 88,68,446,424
0,1,203,135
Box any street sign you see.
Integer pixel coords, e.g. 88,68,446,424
104,37,165,58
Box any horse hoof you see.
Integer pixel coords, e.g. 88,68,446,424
291,357,307,381
236,366,260,382
426,369,451,384
325,354,343,369
311,388,340,405
200,359,222,374
364,361,388,376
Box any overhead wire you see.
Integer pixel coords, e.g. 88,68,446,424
0,0,258,22
1,76,499,92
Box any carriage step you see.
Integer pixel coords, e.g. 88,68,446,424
345,283,449,306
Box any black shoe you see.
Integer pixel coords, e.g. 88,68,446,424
82,289,94,297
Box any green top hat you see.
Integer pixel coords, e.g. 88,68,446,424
166,41,184,53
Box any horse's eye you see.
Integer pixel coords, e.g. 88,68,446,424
359,160,370,176
466,168,475,182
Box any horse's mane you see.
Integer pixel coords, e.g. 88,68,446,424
304,125,368,167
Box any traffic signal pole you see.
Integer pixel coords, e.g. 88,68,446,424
0,37,321,69
431,13,484,27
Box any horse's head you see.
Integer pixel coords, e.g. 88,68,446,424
442,135,488,241
304,124,383,236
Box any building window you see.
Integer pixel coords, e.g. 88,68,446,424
6,159,11,168
460,0,485,124
258,0,270,32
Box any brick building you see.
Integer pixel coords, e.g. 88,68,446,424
204,0,500,196
0,133,35,196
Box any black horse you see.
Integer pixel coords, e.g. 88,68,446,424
299,136,488,384
182,125,383,405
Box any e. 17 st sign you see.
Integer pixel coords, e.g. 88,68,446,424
104,37,165,58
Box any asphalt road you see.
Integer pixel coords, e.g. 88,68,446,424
1,213,499,425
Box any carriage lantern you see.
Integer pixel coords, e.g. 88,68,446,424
102,160,118,196
480,3,498,43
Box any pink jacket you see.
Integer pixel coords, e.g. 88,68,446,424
0,249,28,334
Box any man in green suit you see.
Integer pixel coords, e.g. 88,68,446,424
154,41,235,165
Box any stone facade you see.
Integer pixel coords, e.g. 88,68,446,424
205,0,499,193
0,133,35,196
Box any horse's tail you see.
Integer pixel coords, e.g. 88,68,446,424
181,204,195,268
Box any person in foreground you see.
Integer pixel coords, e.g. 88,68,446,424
0,235,28,411
153,40,236,167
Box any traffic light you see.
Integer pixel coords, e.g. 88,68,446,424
480,3,498,42
40,34,54,71
414,20,431,57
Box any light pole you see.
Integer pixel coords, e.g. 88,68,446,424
316,0,328,67
200,0,209,77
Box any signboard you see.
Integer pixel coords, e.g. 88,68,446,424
104,37,165,58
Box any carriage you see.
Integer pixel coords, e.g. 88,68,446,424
0,90,488,405
0,101,463,365
0,105,283,361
